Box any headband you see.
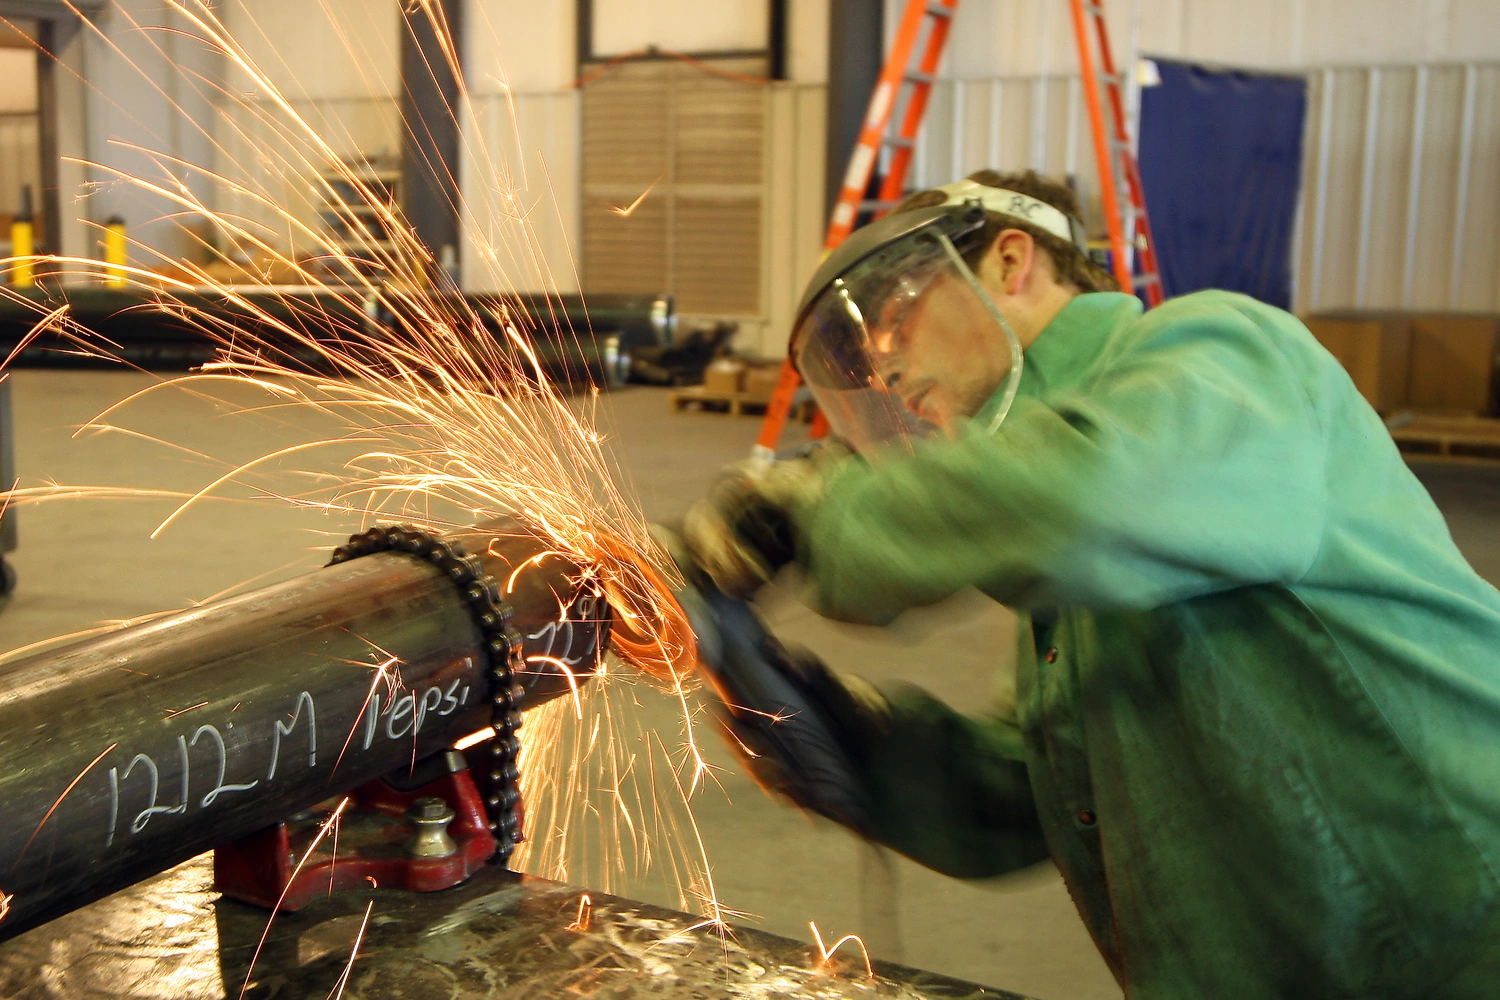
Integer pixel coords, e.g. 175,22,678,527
936,179,1090,254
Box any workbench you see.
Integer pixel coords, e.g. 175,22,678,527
0,855,1036,999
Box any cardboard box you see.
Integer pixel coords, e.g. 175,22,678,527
1406,315,1500,415
701,358,745,395
742,363,784,402
1303,314,1411,414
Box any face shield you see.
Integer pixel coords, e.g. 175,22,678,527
791,210,1024,455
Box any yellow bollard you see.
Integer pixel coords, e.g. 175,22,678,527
103,215,127,288
11,185,33,289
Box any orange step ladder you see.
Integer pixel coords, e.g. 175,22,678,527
1068,0,1164,306
754,0,1160,459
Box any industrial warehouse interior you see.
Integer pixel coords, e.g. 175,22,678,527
1,2,1499,999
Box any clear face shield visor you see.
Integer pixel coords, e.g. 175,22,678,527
790,225,1023,455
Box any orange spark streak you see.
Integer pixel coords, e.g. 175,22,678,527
164,701,209,719
566,893,592,932
453,727,493,751
330,655,400,778
810,921,874,979
326,899,375,1000
526,654,583,720
504,549,565,594
609,177,661,218
11,743,117,870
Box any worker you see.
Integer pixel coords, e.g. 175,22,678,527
663,169,1500,999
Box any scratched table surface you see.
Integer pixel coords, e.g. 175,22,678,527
0,855,1038,999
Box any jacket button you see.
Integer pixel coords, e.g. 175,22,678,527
1045,647,1059,663
1076,808,1096,826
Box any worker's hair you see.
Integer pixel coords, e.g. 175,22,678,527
894,169,1118,293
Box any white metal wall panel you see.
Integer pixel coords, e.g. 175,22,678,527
761,82,826,359
898,74,1106,237
1453,67,1500,311
1295,62,1500,314
461,89,581,295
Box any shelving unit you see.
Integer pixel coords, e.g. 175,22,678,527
317,160,401,274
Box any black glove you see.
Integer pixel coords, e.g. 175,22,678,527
677,441,851,598
671,567,885,836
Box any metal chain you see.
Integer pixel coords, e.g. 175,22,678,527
327,524,525,867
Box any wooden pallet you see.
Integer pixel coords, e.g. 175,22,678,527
669,386,812,419
1387,413,1500,463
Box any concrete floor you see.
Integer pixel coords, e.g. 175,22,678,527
4,371,1499,1000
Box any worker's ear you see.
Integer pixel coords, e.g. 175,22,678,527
979,229,1036,297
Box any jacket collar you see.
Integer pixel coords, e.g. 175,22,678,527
975,292,1142,425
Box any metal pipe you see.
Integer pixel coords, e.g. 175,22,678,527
0,518,607,941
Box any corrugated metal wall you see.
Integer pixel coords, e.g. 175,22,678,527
1295,62,1500,314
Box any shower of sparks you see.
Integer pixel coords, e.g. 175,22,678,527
810,921,875,980
0,0,738,939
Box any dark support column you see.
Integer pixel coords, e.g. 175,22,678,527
399,0,462,276
824,0,883,219
35,19,60,257
576,0,593,75
768,0,788,80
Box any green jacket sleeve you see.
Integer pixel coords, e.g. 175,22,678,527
860,682,1050,878
794,298,1331,624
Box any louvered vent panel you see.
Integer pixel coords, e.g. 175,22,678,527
581,194,668,294
674,196,760,315
581,56,766,318
581,62,670,186
674,61,764,187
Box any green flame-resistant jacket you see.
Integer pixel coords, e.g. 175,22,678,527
788,290,1500,999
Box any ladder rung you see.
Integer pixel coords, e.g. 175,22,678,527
927,2,955,17
1084,2,1104,16
883,135,916,149
1132,273,1161,289
905,71,936,85
860,199,903,211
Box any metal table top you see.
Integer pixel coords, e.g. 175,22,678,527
0,855,1037,999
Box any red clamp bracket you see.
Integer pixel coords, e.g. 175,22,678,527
214,751,502,911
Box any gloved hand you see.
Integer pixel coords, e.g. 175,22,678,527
661,545,885,835
677,441,851,599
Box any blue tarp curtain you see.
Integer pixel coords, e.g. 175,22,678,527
1137,58,1308,309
